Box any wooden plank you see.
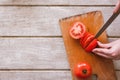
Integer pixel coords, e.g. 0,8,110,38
0,0,117,5
108,38,118,42
114,60,120,71
0,71,119,80
107,17,120,37
0,38,120,70
0,38,69,69
116,71,120,80
0,71,72,80
0,7,119,36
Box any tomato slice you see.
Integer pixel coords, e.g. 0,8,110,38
69,22,86,39
80,32,89,46
83,35,95,48
80,32,98,52
85,39,98,52
69,22,98,52
80,33,94,48
73,62,92,78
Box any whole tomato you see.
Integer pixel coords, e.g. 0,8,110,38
73,62,92,78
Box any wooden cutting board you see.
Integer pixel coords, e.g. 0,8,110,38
59,11,117,80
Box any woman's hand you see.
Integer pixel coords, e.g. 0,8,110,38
92,39,120,60
113,0,120,13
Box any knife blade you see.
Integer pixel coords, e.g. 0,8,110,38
95,8,120,38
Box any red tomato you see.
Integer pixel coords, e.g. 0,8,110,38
83,35,94,48
80,32,90,46
73,62,92,78
80,33,94,48
69,22,86,39
85,39,98,52
69,22,98,52
80,32,98,52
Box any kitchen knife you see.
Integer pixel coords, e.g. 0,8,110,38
95,8,120,38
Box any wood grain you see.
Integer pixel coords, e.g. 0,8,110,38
0,0,117,5
0,71,119,80
60,11,117,80
0,38,69,69
0,71,72,80
0,38,119,70
116,71,120,80
0,7,119,37
0,0,119,80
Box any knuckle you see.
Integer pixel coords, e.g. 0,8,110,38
111,53,116,57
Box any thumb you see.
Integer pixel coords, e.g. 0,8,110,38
113,0,120,13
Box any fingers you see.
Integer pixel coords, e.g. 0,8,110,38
92,48,113,59
92,48,111,55
93,52,112,59
97,41,111,48
113,0,120,13
92,40,120,60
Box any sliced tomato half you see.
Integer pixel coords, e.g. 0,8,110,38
80,32,98,52
83,35,95,48
80,33,94,48
85,39,98,52
69,22,86,39
80,32,89,46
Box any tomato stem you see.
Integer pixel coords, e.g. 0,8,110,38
82,69,87,74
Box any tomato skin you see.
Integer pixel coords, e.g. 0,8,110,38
73,62,92,78
69,22,86,39
85,39,98,52
80,32,98,52
69,22,98,52
80,33,94,48
83,35,94,48
80,32,90,47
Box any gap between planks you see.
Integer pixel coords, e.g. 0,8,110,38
0,36,62,38
0,5,115,7
0,69,119,71
0,69,70,72
108,36,120,38
0,36,119,38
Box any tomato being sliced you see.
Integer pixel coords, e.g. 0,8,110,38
79,32,98,52
85,39,98,52
69,22,86,39
69,22,97,52
80,33,94,48
73,62,92,78
80,32,89,46
83,36,94,48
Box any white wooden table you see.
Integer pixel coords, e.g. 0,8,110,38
0,0,120,80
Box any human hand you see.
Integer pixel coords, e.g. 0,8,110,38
92,39,120,60
113,0,120,13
